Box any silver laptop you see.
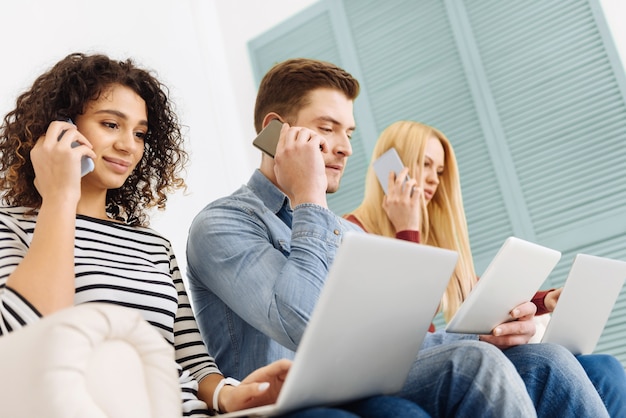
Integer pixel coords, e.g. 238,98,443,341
446,236,561,334
541,253,626,354
219,231,458,417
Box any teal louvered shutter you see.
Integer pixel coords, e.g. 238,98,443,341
248,2,371,216
249,0,626,366
458,0,626,361
342,0,517,262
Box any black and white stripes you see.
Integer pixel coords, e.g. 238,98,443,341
0,207,219,416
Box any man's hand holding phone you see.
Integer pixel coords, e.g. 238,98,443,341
273,124,328,208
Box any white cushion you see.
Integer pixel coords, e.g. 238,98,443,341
0,303,181,418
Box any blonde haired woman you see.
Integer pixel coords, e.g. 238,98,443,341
345,120,626,416
346,120,477,322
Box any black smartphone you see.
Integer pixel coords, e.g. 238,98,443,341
252,119,283,158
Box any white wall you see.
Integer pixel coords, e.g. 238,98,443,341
0,0,314,275
0,0,623,277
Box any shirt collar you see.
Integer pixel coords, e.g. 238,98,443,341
248,169,291,215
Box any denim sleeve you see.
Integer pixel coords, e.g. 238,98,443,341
187,200,350,351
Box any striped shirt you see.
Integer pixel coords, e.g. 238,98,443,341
0,206,219,416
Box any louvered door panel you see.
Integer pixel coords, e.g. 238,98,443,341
249,0,626,365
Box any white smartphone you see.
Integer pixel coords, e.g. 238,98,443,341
57,119,95,177
71,141,95,176
372,147,407,194
252,119,283,158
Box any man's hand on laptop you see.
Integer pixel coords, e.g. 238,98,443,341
219,359,292,413
479,301,537,350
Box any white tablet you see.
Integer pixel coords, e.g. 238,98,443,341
541,254,626,354
446,236,561,334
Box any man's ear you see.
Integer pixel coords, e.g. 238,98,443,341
262,113,285,129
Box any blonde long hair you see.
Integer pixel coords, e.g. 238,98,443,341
348,121,476,321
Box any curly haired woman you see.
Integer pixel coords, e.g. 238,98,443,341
0,52,354,417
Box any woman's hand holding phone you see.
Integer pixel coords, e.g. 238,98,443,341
59,119,95,177
373,148,424,233
382,167,423,232
31,120,95,203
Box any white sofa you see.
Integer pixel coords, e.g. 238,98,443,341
0,303,181,418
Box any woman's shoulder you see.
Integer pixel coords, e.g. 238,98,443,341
0,206,37,227
0,206,33,216
343,213,365,229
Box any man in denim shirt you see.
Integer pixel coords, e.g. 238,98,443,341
187,58,608,417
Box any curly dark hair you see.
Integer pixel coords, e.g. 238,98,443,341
0,52,188,226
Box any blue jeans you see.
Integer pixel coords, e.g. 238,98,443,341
577,354,626,417
281,395,430,417
504,343,609,417
397,340,536,417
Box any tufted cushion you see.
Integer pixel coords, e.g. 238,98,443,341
0,303,181,417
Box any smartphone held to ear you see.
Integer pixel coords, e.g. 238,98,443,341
71,142,95,177
57,119,94,177
372,148,408,194
252,119,283,158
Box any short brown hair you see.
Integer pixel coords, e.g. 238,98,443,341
253,58,360,133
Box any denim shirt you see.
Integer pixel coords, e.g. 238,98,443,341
186,170,478,379
186,170,363,379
